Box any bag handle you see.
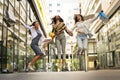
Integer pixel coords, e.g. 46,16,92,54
83,23,93,38
83,23,90,33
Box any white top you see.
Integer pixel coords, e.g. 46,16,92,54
72,19,93,34
23,24,45,43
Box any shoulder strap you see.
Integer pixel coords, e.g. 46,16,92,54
53,22,65,31
83,23,90,32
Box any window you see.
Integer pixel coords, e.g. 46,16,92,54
49,4,52,7
107,52,114,67
57,10,60,12
49,10,52,13
57,3,60,6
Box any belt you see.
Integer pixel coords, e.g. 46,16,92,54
55,32,64,36
77,31,85,34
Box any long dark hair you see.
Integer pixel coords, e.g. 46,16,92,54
74,14,84,23
51,15,64,24
30,21,38,26
29,21,38,34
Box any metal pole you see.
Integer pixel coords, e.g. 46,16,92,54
47,43,50,71
25,0,28,71
71,45,73,71
85,50,88,72
17,0,21,72
79,3,81,14
1,0,5,72
12,0,15,72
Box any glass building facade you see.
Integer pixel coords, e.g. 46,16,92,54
0,0,42,73
96,6,120,69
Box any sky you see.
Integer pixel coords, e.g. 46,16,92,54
42,0,83,54
44,0,81,33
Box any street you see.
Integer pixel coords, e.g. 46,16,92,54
0,70,120,80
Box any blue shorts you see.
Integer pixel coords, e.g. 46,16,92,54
30,35,43,56
76,34,88,49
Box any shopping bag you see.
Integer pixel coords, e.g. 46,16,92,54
87,32,93,38
98,11,109,23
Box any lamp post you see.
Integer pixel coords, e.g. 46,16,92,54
70,41,74,71
71,45,74,71
79,3,81,14
85,48,88,72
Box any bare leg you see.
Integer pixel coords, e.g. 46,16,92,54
77,47,84,55
28,55,42,71
81,49,85,55
30,55,41,65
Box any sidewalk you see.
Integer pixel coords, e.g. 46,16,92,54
0,70,120,80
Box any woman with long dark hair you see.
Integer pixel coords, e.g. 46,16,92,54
19,21,51,71
71,14,99,70
51,15,73,71
73,11,109,56
72,14,98,55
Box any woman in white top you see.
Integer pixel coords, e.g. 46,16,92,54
20,21,51,71
72,14,98,55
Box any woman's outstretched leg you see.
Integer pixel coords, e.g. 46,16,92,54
28,55,42,71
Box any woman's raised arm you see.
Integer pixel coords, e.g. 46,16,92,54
16,19,31,29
